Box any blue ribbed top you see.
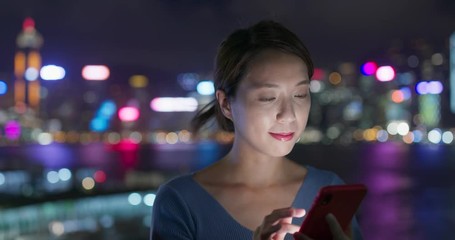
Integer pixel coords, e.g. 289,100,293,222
150,166,362,240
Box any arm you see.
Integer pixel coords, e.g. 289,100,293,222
150,184,195,240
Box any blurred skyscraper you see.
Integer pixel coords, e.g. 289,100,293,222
14,17,43,114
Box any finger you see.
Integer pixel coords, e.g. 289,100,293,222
258,223,281,239
276,223,301,235
325,213,346,239
264,207,294,225
292,208,306,218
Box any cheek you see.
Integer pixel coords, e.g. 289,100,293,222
231,104,271,129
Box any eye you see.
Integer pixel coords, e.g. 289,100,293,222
259,97,276,102
294,94,307,99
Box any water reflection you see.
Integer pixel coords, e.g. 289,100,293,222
0,142,453,239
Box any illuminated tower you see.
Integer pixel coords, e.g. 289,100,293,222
14,17,43,112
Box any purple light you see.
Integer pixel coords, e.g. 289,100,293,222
416,81,443,95
361,62,377,76
5,121,21,140
400,87,412,100
376,66,395,82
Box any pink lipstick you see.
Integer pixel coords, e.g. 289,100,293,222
269,132,294,141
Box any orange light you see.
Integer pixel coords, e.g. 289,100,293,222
328,72,342,85
14,80,25,103
391,90,404,103
28,80,40,108
14,52,26,77
28,51,41,69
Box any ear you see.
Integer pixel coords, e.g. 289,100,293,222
216,90,232,120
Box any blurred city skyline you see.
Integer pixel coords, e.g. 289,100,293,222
0,0,455,75
0,0,455,146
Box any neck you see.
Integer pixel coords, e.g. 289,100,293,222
219,143,290,188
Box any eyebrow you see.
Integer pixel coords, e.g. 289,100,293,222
249,79,310,89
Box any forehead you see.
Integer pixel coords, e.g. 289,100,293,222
243,49,309,86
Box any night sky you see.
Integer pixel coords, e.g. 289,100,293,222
0,0,455,78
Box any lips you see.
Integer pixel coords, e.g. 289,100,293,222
269,132,295,141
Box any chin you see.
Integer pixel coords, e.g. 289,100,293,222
266,144,295,157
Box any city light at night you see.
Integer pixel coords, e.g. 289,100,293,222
150,97,198,112
40,65,66,80
361,61,377,76
0,80,7,95
416,81,443,95
118,107,140,122
0,5,454,240
196,80,215,95
82,65,110,81
376,66,395,82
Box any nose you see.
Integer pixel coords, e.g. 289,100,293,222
276,99,296,123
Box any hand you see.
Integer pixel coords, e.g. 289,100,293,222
253,207,306,240
293,213,351,240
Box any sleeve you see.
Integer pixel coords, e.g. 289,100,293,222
150,184,195,240
329,173,364,240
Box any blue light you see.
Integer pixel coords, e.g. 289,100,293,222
98,100,117,119
197,81,215,95
0,81,7,95
400,87,412,100
416,81,443,95
90,117,109,132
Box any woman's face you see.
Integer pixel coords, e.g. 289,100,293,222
228,49,311,157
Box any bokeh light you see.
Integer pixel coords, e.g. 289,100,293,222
391,90,404,103
5,120,21,140
376,130,389,142
118,107,140,122
396,122,410,136
128,193,142,205
376,66,395,82
150,97,198,112
0,81,7,95
311,68,325,80
328,72,342,85
197,81,215,95
90,118,109,132
25,67,39,81
40,65,66,80
361,62,377,76
94,170,106,183
58,168,72,181
428,129,442,144
82,65,110,80
47,171,59,184
0,173,5,185
310,80,323,93
431,53,443,66
37,132,53,145
416,81,443,95
82,177,95,190
412,130,423,143
143,193,156,206
129,75,149,88
442,131,454,144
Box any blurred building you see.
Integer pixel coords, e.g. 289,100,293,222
14,17,43,114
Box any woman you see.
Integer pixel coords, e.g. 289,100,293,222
150,20,362,240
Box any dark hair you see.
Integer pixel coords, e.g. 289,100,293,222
191,20,314,135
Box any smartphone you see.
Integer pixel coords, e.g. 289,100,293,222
297,184,367,240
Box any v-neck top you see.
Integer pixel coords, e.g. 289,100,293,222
150,165,363,240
